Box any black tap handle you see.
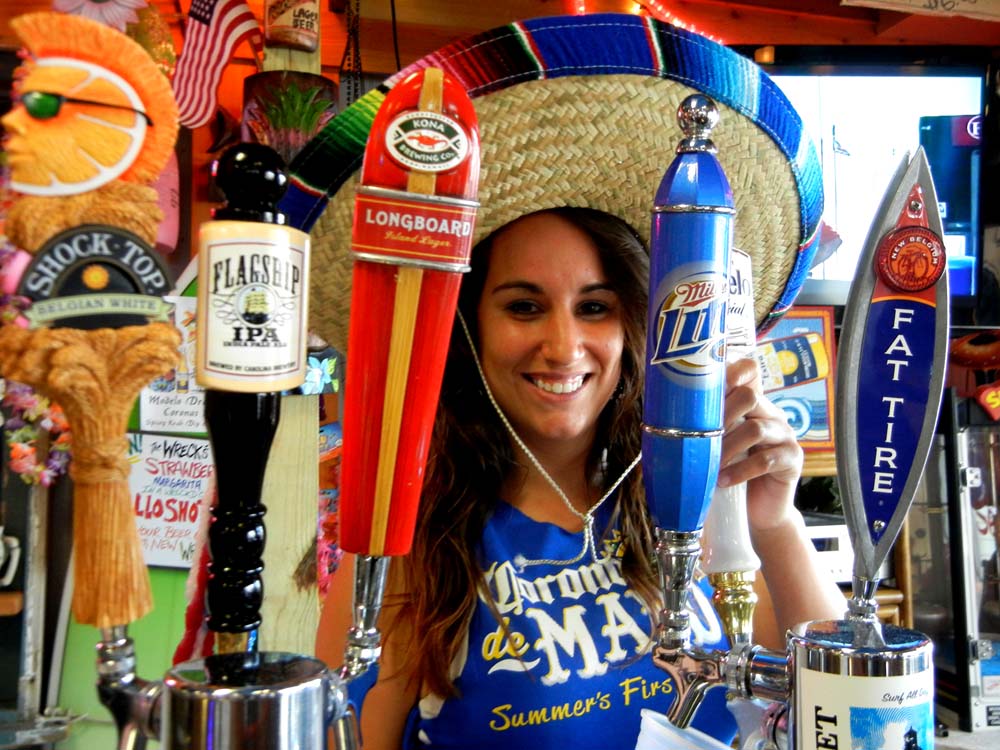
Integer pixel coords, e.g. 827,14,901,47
202,143,288,636
204,390,280,633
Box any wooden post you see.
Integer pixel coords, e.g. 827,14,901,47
257,4,323,655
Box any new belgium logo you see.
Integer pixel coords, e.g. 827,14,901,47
875,226,945,293
385,110,469,173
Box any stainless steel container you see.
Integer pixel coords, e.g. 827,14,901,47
163,651,330,750
791,619,935,750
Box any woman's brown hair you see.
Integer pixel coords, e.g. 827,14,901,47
394,207,658,698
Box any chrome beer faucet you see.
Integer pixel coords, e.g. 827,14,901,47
646,131,949,750
642,95,733,727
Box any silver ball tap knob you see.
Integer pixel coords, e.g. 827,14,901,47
677,94,720,154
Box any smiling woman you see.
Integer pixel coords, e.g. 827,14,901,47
475,211,629,468
308,14,852,748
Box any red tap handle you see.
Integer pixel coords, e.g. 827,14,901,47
340,68,480,556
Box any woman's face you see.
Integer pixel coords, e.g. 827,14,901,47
476,212,625,456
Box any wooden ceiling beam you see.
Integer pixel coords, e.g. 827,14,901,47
873,11,914,36
661,0,876,24
648,0,1000,45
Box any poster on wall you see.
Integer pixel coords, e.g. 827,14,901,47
128,431,213,568
137,295,206,435
755,306,837,475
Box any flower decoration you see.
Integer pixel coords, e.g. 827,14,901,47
0,243,32,325
53,0,148,33
1,379,72,487
299,350,340,396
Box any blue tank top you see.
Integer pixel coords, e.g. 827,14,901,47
406,501,737,749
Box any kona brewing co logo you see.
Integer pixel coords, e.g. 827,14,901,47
385,110,468,172
650,272,727,373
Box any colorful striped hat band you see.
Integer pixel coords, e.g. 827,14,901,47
282,13,824,352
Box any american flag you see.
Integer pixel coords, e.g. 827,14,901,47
173,0,261,128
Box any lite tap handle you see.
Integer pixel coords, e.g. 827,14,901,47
642,95,732,534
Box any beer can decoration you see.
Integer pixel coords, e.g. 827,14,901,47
340,68,480,556
642,94,731,533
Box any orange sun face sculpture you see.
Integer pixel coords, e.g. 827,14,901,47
2,12,179,197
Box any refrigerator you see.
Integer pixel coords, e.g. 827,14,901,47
909,390,1000,731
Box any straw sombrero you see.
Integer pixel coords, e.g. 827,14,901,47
283,13,823,352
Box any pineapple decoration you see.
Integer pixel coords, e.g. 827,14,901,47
242,70,338,166
0,12,182,629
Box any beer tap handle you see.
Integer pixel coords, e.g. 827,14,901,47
203,389,279,648
779,153,943,750
644,94,731,650
834,149,949,619
339,67,479,559
315,71,481,750
196,144,307,652
703,249,761,647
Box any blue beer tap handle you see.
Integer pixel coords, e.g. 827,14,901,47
836,148,950,593
642,95,732,533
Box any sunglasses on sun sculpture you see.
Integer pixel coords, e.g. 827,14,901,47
19,90,153,127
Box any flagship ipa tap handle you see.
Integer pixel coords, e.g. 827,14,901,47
196,143,311,653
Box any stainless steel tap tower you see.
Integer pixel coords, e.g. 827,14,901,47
647,97,948,750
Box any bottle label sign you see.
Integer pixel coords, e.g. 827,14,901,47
726,248,755,358
352,191,477,270
197,224,309,387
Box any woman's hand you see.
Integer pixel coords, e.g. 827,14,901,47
716,358,846,641
716,357,803,536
